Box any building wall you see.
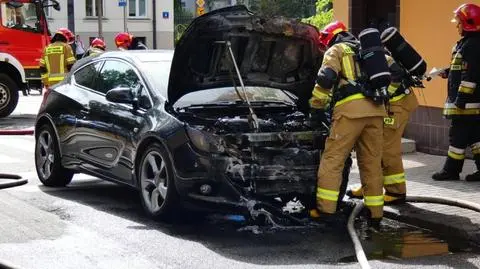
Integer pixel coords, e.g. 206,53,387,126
47,0,174,50
333,0,349,26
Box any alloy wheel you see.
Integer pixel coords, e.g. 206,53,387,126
140,151,168,213
36,130,55,179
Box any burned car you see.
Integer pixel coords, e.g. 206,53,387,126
34,6,351,220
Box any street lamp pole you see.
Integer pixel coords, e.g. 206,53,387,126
97,0,103,39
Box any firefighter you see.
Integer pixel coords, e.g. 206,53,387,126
84,38,106,57
39,28,76,89
114,32,148,51
432,3,480,181
347,57,419,204
309,21,387,226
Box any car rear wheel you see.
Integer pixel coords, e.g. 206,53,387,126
138,143,179,219
0,74,19,118
35,125,74,187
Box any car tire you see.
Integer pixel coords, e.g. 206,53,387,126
0,74,19,118
137,142,180,219
35,124,74,187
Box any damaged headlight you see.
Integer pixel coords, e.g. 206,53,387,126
186,126,225,153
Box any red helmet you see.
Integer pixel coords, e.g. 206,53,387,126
452,3,480,32
91,38,106,50
56,28,74,44
115,32,133,49
319,21,347,47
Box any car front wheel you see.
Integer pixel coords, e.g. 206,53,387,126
137,143,179,219
35,125,73,187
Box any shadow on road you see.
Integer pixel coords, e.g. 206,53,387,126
38,178,480,267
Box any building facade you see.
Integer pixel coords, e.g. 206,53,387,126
46,0,174,51
333,0,480,155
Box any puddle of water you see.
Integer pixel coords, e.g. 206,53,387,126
339,219,477,262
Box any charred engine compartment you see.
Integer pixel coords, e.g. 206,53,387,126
177,106,328,203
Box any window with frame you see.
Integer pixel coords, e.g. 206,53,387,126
97,60,141,95
74,62,102,90
86,0,104,17
128,0,146,17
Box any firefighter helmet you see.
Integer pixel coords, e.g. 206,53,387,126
319,21,347,47
115,32,133,49
56,28,75,44
91,38,106,50
452,3,480,32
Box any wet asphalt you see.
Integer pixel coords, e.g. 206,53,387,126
0,95,479,268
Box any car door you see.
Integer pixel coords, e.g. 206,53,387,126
77,59,151,185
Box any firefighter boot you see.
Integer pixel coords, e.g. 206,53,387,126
384,192,406,205
309,209,347,226
432,157,462,181
465,155,480,182
346,186,363,199
347,186,406,205
432,170,460,181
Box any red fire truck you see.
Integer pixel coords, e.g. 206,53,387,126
0,0,60,117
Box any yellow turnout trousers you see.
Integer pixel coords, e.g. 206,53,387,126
317,115,384,219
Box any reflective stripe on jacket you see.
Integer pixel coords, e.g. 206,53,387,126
39,41,76,86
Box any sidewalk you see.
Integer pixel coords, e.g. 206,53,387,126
349,152,480,245
0,94,41,130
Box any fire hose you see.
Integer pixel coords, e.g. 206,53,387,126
0,129,33,136
348,196,480,269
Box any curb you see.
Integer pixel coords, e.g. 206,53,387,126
384,206,480,246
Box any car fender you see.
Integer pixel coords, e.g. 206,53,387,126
134,129,192,183
0,53,26,83
35,113,63,157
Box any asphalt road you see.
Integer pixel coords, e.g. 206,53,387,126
0,94,479,269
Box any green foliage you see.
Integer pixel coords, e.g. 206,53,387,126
301,0,333,30
174,0,194,46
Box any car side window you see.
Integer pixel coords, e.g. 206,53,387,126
97,60,141,95
74,62,102,90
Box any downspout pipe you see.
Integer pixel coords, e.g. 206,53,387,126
152,0,157,49
67,0,75,33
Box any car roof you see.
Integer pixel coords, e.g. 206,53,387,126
96,49,174,63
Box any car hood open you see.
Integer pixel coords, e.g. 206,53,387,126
168,5,322,108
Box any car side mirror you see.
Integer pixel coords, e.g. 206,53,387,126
52,0,60,11
106,87,137,105
43,0,60,11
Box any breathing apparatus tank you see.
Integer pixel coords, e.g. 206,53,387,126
357,28,391,104
380,27,427,77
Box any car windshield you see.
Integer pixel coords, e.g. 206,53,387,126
174,86,297,109
141,61,171,98
1,3,40,32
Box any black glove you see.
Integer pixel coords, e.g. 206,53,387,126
310,109,329,129
454,96,467,109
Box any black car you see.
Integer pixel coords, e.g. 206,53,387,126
34,6,351,220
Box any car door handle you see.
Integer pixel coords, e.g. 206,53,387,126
0,41,9,45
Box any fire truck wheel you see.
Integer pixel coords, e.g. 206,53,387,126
0,74,19,118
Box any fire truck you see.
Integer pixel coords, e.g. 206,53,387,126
0,0,60,118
